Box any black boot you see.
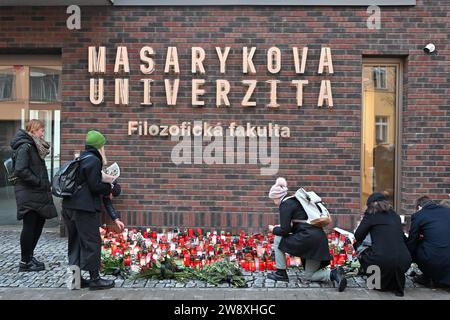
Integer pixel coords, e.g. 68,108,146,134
31,257,45,268
80,277,90,289
267,269,289,282
413,274,433,288
88,270,115,290
394,290,404,297
18,260,45,272
330,266,347,292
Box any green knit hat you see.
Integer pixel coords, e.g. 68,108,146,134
86,130,106,149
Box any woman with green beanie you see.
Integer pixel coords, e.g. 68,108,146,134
61,130,115,290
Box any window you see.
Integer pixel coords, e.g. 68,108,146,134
0,68,15,101
362,60,402,210
29,67,61,103
375,116,389,144
373,67,387,90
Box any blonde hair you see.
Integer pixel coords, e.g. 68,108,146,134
25,119,45,134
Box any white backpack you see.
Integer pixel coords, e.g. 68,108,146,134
283,188,332,228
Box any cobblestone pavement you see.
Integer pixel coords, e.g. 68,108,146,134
1,230,450,300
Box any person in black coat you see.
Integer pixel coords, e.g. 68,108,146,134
101,181,125,230
62,130,115,290
10,120,57,272
266,177,347,292
407,196,450,288
354,192,412,297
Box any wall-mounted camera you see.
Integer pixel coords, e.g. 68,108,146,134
423,43,438,55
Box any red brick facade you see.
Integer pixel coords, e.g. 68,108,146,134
0,1,449,232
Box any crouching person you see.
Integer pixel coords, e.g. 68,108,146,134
407,196,450,288
266,177,347,292
62,130,114,290
355,192,411,297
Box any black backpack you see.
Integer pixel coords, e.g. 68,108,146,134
6,143,32,185
51,155,92,198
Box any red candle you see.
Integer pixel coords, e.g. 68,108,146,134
250,261,256,272
188,229,194,238
143,231,148,238
184,254,191,266
259,260,266,271
286,256,291,267
338,253,346,265
180,238,185,247
196,228,202,236
151,231,157,239
124,256,131,266
244,261,250,271
333,254,339,265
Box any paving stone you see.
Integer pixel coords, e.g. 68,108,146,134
145,280,158,288
275,281,288,288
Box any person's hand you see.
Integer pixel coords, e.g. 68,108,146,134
114,219,125,230
268,225,278,232
102,171,115,184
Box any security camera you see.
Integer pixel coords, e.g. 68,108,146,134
423,43,437,55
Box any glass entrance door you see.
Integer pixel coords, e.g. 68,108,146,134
361,60,402,210
0,56,61,227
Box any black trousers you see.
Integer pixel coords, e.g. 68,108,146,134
20,211,46,262
61,208,101,272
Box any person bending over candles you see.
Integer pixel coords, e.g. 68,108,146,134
267,177,347,292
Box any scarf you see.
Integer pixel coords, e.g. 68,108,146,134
30,134,51,160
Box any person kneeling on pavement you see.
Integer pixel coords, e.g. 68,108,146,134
406,196,450,288
266,177,347,292
354,192,411,297
62,130,115,290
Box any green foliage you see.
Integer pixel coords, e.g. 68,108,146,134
134,257,246,288
101,251,128,277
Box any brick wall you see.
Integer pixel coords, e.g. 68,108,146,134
0,0,449,232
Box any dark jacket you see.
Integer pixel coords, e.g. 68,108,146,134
62,146,111,213
355,209,411,292
274,195,331,266
406,202,450,286
10,129,57,220
102,182,121,221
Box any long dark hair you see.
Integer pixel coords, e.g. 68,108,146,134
366,200,393,214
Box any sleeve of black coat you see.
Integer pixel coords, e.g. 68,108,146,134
273,200,295,237
355,214,372,244
84,158,112,196
14,144,40,187
103,196,119,221
406,213,421,256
